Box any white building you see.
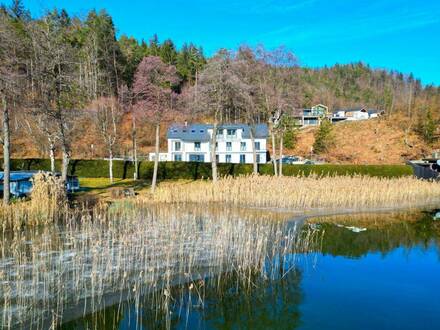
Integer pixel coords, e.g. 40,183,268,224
331,108,385,123
167,123,268,164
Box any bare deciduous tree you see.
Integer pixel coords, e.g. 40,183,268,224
29,13,81,182
89,96,124,182
195,50,246,181
0,9,28,204
133,56,180,192
254,45,298,176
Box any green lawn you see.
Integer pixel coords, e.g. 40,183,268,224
76,178,150,200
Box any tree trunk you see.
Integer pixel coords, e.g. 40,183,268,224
407,83,413,118
211,122,218,182
151,123,160,193
271,130,278,176
2,97,10,205
250,127,258,174
61,147,70,183
109,148,113,183
49,139,56,173
279,134,283,177
132,115,138,180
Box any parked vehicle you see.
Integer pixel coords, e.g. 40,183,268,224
0,171,80,198
407,159,440,181
277,156,316,165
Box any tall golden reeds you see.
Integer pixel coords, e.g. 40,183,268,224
0,172,69,229
150,174,440,210
0,203,320,329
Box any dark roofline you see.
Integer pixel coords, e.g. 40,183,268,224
167,123,269,140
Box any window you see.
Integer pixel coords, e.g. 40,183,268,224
226,154,232,163
240,142,246,151
255,141,261,151
226,142,232,151
200,129,204,133
240,154,246,163
189,154,204,162
174,141,181,151
174,154,182,161
191,129,196,133
227,129,236,137
216,154,219,163
216,129,224,137
215,142,218,150
194,142,201,151
256,154,261,163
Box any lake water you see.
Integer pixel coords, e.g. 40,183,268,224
1,205,439,329
60,209,440,330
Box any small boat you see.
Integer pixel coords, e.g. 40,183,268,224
407,158,440,181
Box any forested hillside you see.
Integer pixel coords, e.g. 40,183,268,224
1,1,439,167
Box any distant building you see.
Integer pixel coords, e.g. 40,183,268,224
331,108,385,123
293,104,329,127
148,153,169,162
166,123,269,164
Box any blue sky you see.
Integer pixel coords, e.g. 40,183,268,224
23,0,440,85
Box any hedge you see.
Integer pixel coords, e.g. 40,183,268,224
1,158,414,180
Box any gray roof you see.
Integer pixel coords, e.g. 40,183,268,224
167,123,269,141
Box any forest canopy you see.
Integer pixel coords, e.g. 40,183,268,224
0,0,439,164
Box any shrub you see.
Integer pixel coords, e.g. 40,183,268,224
3,158,413,180
313,119,334,154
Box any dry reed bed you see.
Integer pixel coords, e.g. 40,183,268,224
151,175,440,209
0,202,319,329
0,173,69,230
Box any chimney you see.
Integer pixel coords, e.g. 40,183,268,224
184,121,188,127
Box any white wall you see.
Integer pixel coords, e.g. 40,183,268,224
346,111,369,120
148,153,168,161
167,127,267,164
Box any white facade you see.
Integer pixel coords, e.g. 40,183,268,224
331,109,384,122
167,124,268,164
148,153,169,161
345,109,370,121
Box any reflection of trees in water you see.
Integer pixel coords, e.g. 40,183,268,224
195,270,302,330
311,211,440,258
61,270,303,330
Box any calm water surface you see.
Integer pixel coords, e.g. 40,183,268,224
62,209,440,330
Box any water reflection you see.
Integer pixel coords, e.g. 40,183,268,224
309,210,440,258
60,209,440,329
0,202,311,329
62,269,304,330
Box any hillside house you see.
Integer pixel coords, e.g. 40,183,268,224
293,104,329,127
167,123,268,164
331,108,385,122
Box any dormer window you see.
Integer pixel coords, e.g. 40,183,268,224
191,129,196,133
227,129,236,137
200,129,204,133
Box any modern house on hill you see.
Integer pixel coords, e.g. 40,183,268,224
331,108,385,123
293,104,329,127
166,123,268,164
